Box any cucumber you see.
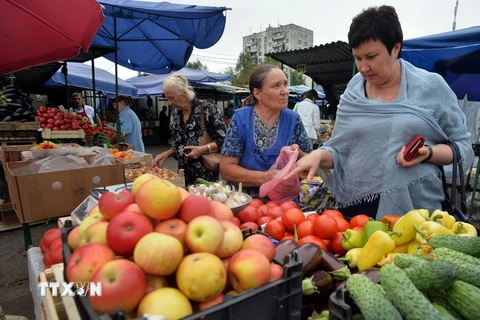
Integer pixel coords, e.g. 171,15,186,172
446,281,480,320
431,252,480,287
346,274,402,320
429,294,463,319
433,247,480,266
393,253,428,269
428,234,480,257
432,304,457,320
404,261,456,294
380,264,447,320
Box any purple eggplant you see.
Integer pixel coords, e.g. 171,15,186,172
296,243,323,275
302,270,334,297
319,249,351,280
334,268,381,291
274,239,299,265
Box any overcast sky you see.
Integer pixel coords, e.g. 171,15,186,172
91,0,478,80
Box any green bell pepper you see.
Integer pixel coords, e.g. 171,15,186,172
362,220,387,244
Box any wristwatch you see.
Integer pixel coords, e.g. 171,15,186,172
422,145,433,163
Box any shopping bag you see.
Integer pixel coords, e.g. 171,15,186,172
259,147,301,203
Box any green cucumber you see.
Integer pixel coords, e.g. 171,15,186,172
432,304,457,320
428,234,480,257
429,294,463,319
380,264,447,320
431,252,480,287
404,260,456,294
433,247,480,266
346,274,402,320
393,253,428,269
446,281,480,320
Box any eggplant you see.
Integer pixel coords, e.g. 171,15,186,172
274,239,299,265
302,270,334,297
2,116,12,122
296,243,323,275
334,268,381,291
319,249,351,280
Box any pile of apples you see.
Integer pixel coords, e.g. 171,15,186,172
63,174,284,319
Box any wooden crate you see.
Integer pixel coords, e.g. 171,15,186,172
0,129,37,142
0,144,34,163
42,129,85,140
125,168,185,188
39,264,81,320
0,121,40,131
119,153,153,169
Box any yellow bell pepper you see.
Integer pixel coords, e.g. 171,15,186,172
357,230,399,271
407,240,422,255
414,221,454,243
391,209,429,245
377,253,399,266
391,241,410,254
451,222,478,237
430,209,456,229
339,247,363,269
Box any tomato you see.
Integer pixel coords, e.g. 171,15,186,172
280,200,298,211
38,106,47,113
231,217,241,227
256,216,273,226
298,235,327,250
321,209,344,219
258,204,270,215
266,201,280,208
265,219,285,241
322,239,332,252
306,214,319,222
281,208,305,232
313,215,338,239
280,234,295,241
239,221,258,233
49,240,63,264
39,239,49,254
41,228,61,248
39,117,47,123
265,206,284,219
297,220,314,239
352,226,363,232
236,206,261,224
43,251,52,269
330,232,347,256
333,217,350,233
249,198,264,208
349,214,371,229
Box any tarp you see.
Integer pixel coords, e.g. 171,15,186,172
288,85,326,98
93,0,228,74
126,68,232,96
44,62,138,97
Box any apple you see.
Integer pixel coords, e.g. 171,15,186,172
145,274,170,295
89,259,147,314
78,221,109,247
241,234,276,261
231,217,241,227
98,190,135,220
78,213,106,236
185,216,224,253
221,257,233,293
154,218,187,251
176,252,226,302
227,249,271,293
211,200,234,221
132,173,159,196
137,287,192,319
270,263,284,282
135,179,182,221
215,220,243,258
67,226,81,250
177,186,190,201
66,243,115,283
134,233,183,276
124,203,143,214
106,211,153,257
178,195,214,223
198,293,224,311
88,205,101,216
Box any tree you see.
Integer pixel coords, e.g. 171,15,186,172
186,59,208,70
288,69,306,86
223,52,257,86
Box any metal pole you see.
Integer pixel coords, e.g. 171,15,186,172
453,0,459,31
91,56,97,119
114,16,122,143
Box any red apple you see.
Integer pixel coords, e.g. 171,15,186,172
211,200,234,221
227,249,271,293
270,263,284,282
98,190,135,220
145,274,170,295
154,218,187,250
66,243,115,283
198,293,224,311
185,216,224,253
124,203,143,214
136,179,182,221
178,195,214,223
106,211,153,257
241,234,276,261
89,259,147,314
215,220,243,258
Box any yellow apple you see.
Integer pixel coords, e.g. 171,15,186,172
131,173,159,196
137,287,192,319
78,221,109,247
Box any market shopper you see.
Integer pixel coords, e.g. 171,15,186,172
70,93,102,127
286,5,474,220
220,64,312,196
153,74,226,186
295,89,321,147
105,96,145,152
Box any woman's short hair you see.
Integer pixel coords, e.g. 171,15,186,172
243,64,281,106
304,89,318,101
348,5,403,58
163,73,196,100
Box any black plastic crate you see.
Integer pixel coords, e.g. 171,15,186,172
61,225,303,320
328,287,358,320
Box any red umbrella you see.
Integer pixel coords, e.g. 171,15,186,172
0,0,104,74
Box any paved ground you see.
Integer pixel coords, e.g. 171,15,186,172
0,143,176,319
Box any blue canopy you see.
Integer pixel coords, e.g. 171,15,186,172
93,0,228,74
126,67,232,96
288,85,326,98
45,62,138,97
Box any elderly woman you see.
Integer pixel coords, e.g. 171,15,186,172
287,5,473,219
221,64,312,196
153,74,226,186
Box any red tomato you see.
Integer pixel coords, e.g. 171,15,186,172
330,232,347,256
39,239,49,254
236,206,261,224
333,217,350,233
265,219,286,241
313,215,338,240
280,234,296,241
281,208,305,232
266,206,284,219
239,221,258,233
43,251,52,269
322,239,332,253
49,241,63,265
352,226,363,232
258,204,270,215
298,235,327,250
297,220,314,239
231,217,241,227
306,214,319,222
349,214,371,229
280,200,298,211
256,216,273,226
266,201,280,208
249,198,264,208
322,209,344,219
42,228,62,248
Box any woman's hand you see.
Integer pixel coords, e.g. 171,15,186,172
262,169,281,184
396,145,430,168
184,145,206,160
284,149,325,181
154,151,169,167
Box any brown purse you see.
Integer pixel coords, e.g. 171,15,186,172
200,102,221,172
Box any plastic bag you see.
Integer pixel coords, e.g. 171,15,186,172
259,147,301,203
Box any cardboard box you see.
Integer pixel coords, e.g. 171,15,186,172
6,156,125,223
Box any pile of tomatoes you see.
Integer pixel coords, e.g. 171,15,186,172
39,228,64,269
36,106,91,131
